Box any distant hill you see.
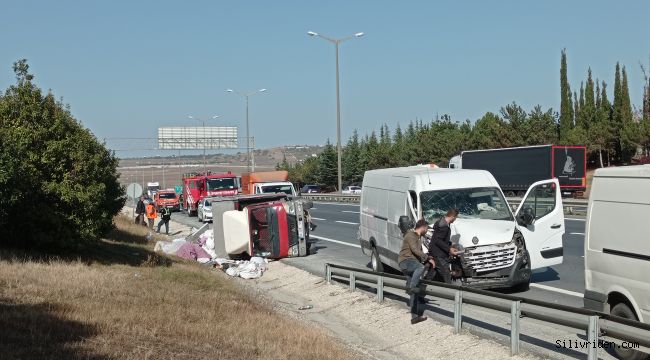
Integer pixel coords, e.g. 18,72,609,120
118,145,323,168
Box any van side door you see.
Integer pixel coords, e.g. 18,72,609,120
515,179,564,269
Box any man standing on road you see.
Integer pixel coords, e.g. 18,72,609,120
428,209,460,284
398,219,436,325
135,195,146,225
157,206,172,235
145,201,157,231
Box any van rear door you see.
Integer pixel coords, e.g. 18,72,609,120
515,179,564,269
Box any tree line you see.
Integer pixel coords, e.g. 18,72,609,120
0,60,124,249
281,50,650,190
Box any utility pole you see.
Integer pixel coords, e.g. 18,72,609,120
227,88,267,172
307,30,364,192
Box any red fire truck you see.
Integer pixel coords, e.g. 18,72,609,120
182,172,238,216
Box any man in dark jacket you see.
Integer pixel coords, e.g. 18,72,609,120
428,208,459,283
157,206,172,235
135,195,146,225
398,219,436,324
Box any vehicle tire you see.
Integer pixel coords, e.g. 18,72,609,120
371,246,384,273
610,303,646,360
198,211,202,222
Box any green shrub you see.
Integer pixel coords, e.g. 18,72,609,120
0,60,125,249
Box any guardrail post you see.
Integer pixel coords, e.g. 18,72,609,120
349,272,356,291
325,264,331,284
510,300,521,356
376,276,384,302
587,316,599,360
454,291,463,334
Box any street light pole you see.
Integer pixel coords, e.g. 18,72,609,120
227,88,267,172
307,31,364,193
188,115,219,174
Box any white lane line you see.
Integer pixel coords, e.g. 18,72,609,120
566,218,586,222
530,283,583,298
569,232,585,236
342,210,360,214
336,221,359,225
311,235,360,248
311,217,326,221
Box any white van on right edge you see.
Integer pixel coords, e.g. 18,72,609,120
584,165,650,359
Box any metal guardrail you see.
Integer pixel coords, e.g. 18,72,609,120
324,263,650,359
301,194,588,215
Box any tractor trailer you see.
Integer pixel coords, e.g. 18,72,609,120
449,145,587,197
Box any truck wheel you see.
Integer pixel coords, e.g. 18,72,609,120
371,246,384,273
610,303,646,360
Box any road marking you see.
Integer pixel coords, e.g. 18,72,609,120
569,232,585,236
311,235,360,248
311,217,326,221
530,283,583,298
565,218,586,222
342,210,360,214
336,221,359,225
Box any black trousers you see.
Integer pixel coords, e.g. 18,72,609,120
434,256,453,284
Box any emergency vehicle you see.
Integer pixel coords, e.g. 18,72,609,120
182,172,238,216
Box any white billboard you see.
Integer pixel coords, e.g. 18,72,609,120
158,126,239,150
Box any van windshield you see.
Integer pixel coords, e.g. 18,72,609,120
261,184,294,195
420,187,513,222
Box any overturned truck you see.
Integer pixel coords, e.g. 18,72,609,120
209,193,312,259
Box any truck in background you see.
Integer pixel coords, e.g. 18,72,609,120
240,170,297,196
449,145,586,197
182,171,239,216
146,182,160,198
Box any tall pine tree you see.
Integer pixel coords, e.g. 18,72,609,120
559,49,574,142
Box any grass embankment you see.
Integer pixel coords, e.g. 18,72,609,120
0,215,355,360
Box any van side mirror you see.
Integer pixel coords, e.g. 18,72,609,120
398,216,414,235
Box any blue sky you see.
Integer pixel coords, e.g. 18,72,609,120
1,0,649,156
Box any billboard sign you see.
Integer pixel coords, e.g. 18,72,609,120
157,126,238,150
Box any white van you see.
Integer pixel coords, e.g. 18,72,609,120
359,165,565,290
584,166,650,338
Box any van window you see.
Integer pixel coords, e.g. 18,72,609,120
520,184,555,220
420,187,513,222
409,191,418,212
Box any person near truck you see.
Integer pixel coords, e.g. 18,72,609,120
398,219,436,325
157,206,172,235
428,209,460,284
145,201,157,230
135,195,146,225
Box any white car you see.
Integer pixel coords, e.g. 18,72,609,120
197,198,213,223
342,186,362,195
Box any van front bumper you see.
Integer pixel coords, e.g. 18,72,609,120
460,250,531,290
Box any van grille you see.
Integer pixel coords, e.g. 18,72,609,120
462,245,516,272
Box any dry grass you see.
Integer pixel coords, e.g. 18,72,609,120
0,215,356,360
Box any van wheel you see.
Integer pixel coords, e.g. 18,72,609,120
371,247,384,273
610,303,646,360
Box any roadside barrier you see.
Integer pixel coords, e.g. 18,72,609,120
324,263,649,359
301,194,588,216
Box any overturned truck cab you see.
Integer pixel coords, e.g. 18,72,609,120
209,194,312,259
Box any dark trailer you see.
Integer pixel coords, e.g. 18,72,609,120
458,145,586,197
